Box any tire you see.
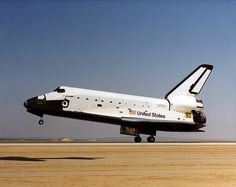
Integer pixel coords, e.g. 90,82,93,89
38,120,44,125
147,136,155,143
134,136,142,143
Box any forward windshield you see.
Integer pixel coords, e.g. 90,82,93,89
54,87,65,93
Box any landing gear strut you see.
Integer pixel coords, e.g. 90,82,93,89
134,136,142,143
147,136,155,143
38,119,44,125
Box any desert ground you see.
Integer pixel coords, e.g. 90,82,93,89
0,143,236,187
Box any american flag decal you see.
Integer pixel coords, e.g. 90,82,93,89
128,108,136,115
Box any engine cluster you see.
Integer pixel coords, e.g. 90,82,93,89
192,111,207,124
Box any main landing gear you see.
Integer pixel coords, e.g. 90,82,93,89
134,136,142,143
134,136,156,143
147,136,155,143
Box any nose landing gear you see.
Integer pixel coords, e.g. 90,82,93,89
38,117,44,125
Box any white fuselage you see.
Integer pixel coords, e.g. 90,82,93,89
43,86,195,124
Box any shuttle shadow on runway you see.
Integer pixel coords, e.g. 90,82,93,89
0,156,103,162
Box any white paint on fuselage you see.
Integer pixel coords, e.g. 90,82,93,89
41,86,194,123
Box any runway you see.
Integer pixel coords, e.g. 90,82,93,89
1,142,236,146
1,143,236,187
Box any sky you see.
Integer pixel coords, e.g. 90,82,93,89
0,1,235,140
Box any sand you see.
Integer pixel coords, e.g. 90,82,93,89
0,143,236,187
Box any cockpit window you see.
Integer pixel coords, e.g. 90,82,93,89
54,87,65,93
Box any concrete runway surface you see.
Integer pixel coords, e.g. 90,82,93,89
1,143,236,187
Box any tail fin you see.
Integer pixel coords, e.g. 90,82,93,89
165,64,213,99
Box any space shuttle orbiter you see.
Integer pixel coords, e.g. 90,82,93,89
24,64,213,142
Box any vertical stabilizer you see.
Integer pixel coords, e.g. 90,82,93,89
165,64,213,99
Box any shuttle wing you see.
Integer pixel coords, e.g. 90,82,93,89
121,117,203,132
121,117,194,125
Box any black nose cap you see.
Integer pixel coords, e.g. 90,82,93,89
23,97,38,109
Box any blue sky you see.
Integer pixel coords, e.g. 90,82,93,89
0,1,235,140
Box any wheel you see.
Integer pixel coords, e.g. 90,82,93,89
38,119,44,125
134,136,142,143
147,136,155,143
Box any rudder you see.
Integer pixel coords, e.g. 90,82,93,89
165,64,213,99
